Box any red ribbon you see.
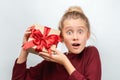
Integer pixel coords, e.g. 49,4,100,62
22,26,61,54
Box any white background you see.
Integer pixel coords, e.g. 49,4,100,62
0,0,120,80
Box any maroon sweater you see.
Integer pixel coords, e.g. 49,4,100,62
12,46,101,80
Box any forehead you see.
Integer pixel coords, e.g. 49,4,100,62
63,18,87,30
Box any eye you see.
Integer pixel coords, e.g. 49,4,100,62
66,30,72,35
78,29,84,34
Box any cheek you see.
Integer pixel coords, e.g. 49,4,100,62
62,35,72,45
63,38,71,48
79,35,88,42
81,36,88,44
63,36,70,42
62,32,70,40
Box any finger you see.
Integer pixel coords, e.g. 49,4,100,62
39,53,55,62
40,55,50,61
24,30,31,38
38,53,48,59
51,48,62,55
27,26,33,30
25,26,33,33
39,52,57,61
24,32,31,36
39,52,51,57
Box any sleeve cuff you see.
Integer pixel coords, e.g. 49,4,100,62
68,70,85,80
14,58,26,68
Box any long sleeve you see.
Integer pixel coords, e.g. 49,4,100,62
12,59,45,80
12,59,27,80
68,46,101,80
68,70,85,80
12,46,101,80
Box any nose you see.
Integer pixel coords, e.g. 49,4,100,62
73,33,78,41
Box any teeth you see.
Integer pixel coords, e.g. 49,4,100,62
72,43,80,46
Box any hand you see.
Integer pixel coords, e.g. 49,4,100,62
21,27,32,55
39,48,68,65
39,48,76,75
22,27,32,44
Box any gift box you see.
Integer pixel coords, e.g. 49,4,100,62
22,24,61,54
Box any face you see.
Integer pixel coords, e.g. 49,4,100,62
62,18,89,54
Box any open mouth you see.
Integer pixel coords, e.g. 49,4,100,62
72,43,80,46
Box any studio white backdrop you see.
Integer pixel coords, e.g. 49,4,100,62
0,0,120,80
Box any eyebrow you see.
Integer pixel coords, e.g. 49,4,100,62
78,26,86,29
64,26,86,30
64,26,72,30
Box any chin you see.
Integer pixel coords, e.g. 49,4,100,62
73,47,85,54
70,50,82,54
75,51,82,54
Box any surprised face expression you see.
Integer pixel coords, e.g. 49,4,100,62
62,18,90,54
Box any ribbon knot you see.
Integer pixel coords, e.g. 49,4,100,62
22,26,61,54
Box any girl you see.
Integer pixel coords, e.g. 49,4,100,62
12,6,101,80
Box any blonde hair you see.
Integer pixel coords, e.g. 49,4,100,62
65,6,84,14
59,6,90,37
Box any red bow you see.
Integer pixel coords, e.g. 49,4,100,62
22,26,61,54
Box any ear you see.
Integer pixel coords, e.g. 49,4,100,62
60,37,64,42
87,32,90,40
60,32,64,42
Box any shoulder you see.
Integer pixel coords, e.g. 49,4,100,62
85,46,99,53
83,46,100,58
86,45,98,51
82,46,101,66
